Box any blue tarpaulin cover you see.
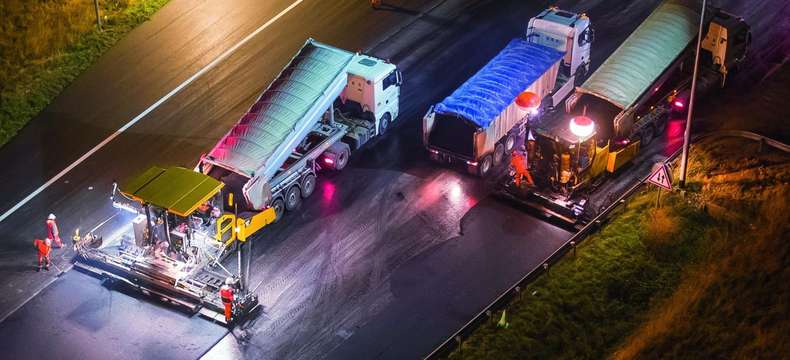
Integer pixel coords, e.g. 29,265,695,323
434,39,564,128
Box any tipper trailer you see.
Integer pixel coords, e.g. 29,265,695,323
423,7,594,176
199,38,402,221
76,39,402,324
498,0,750,224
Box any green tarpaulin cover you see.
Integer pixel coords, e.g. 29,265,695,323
121,166,223,216
207,40,354,178
579,0,698,109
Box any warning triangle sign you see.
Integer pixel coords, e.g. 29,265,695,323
647,164,672,190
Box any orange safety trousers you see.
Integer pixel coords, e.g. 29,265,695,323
223,303,233,322
220,286,234,322
34,239,51,267
511,153,534,187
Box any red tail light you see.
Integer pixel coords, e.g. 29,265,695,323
673,100,684,109
324,157,334,165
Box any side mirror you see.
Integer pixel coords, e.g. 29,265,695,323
588,28,595,44
396,70,404,86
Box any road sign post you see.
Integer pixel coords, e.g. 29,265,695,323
647,163,673,207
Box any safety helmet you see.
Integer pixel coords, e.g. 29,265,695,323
48,213,56,220
225,277,234,286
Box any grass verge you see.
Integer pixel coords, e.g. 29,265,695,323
0,0,170,147
612,138,789,359
447,137,788,359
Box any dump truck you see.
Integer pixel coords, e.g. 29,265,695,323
498,0,750,223
75,39,402,323
423,7,594,176
198,38,401,221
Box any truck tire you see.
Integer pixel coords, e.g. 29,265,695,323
493,143,505,165
478,154,493,177
325,142,350,171
335,145,350,171
656,112,668,133
300,173,316,198
505,134,516,152
378,113,391,136
271,198,285,223
285,185,301,211
640,126,655,145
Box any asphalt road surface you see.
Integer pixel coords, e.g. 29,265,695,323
0,0,786,359
0,269,226,359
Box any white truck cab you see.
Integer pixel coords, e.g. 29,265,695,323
527,7,593,79
342,54,402,135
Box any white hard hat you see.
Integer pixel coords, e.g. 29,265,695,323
225,277,234,285
48,213,56,220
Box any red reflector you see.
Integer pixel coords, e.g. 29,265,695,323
673,100,684,108
324,157,334,165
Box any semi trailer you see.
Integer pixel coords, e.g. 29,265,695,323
498,0,750,223
76,39,402,323
423,7,594,176
199,38,402,221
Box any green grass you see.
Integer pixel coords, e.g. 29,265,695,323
612,139,790,359
448,191,713,359
0,0,170,147
448,137,789,359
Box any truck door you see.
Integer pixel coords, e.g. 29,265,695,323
572,26,593,77
376,69,401,123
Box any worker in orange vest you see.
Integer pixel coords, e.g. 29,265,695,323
46,213,63,248
34,238,52,271
220,277,236,323
511,150,534,187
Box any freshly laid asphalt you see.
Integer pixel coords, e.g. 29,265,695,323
0,0,785,359
0,270,226,360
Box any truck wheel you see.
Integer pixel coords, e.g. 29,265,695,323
325,142,350,171
478,155,493,177
656,112,668,133
271,198,285,223
285,185,301,211
493,143,505,165
335,145,350,171
641,126,655,145
505,134,516,152
378,113,391,136
300,174,316,198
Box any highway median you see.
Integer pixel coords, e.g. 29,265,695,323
0,0,170,147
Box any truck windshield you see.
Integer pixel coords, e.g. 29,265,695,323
528,30,567,53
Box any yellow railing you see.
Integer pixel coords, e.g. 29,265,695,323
215,207,277,245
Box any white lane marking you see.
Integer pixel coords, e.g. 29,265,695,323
0,0,304,224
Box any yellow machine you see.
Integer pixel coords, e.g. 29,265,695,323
76,166,276,324
499,1,750,224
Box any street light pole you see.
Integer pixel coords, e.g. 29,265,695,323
679,0,706,187
93,0,103,31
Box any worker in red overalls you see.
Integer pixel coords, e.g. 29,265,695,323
511,150,534,187
34,238,52,271
220,277,236,323
46,213,63,248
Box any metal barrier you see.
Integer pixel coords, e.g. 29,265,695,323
424,130,788,359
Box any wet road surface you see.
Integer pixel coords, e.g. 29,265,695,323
0,0,787,359
0,269,225,360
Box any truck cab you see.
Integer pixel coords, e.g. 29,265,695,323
341,54,402,136
527,7,593,81
701,9,751,85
